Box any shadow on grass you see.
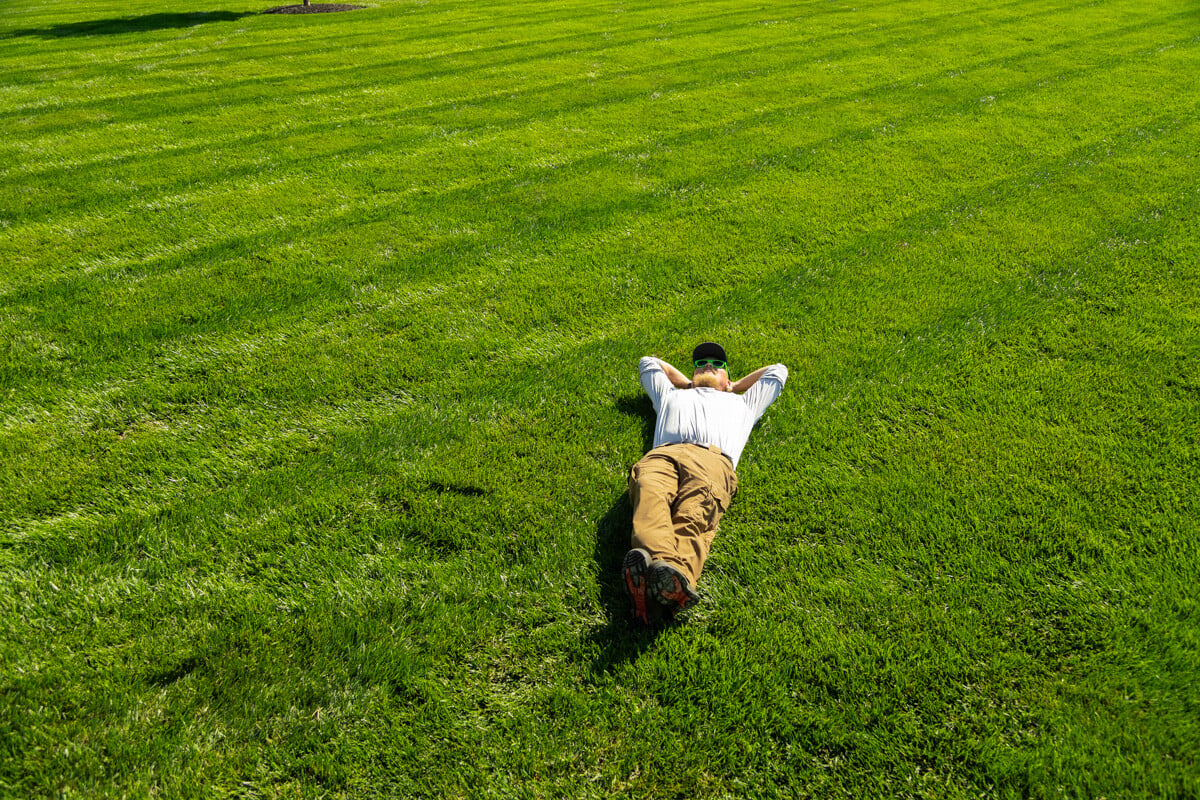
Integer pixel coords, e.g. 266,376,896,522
585,393,678,675
5,11,256,38
618,393,657,456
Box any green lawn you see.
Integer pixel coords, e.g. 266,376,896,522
1,0,1197,796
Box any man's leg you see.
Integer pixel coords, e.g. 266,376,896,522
628,445,737,613
627,451,680,561
661,445,736,588
624,451,679,623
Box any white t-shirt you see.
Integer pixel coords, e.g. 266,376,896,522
639,357,788,468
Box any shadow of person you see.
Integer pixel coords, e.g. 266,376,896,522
6,11,255,38
584,392,679,676
616,392,657,454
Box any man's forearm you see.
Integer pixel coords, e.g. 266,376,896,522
731,366,771,394
655,358,693,389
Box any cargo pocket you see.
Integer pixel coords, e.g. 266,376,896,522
711,472,736,517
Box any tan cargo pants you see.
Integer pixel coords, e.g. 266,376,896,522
627,443,738,588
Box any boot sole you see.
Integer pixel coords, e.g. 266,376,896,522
651,563,700,613
622,549,653,625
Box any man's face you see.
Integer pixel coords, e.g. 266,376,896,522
692,362,730,391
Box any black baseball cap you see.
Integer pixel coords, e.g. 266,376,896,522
692,342,728,364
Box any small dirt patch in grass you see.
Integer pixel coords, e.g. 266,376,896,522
263,3,364,13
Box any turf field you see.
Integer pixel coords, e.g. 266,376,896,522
1,0,1197,796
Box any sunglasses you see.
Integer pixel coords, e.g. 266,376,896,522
694,358,727,369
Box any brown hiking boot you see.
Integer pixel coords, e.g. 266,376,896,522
622,548,654,625
650,561,701,614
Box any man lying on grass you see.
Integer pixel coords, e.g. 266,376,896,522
623,342,788,624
